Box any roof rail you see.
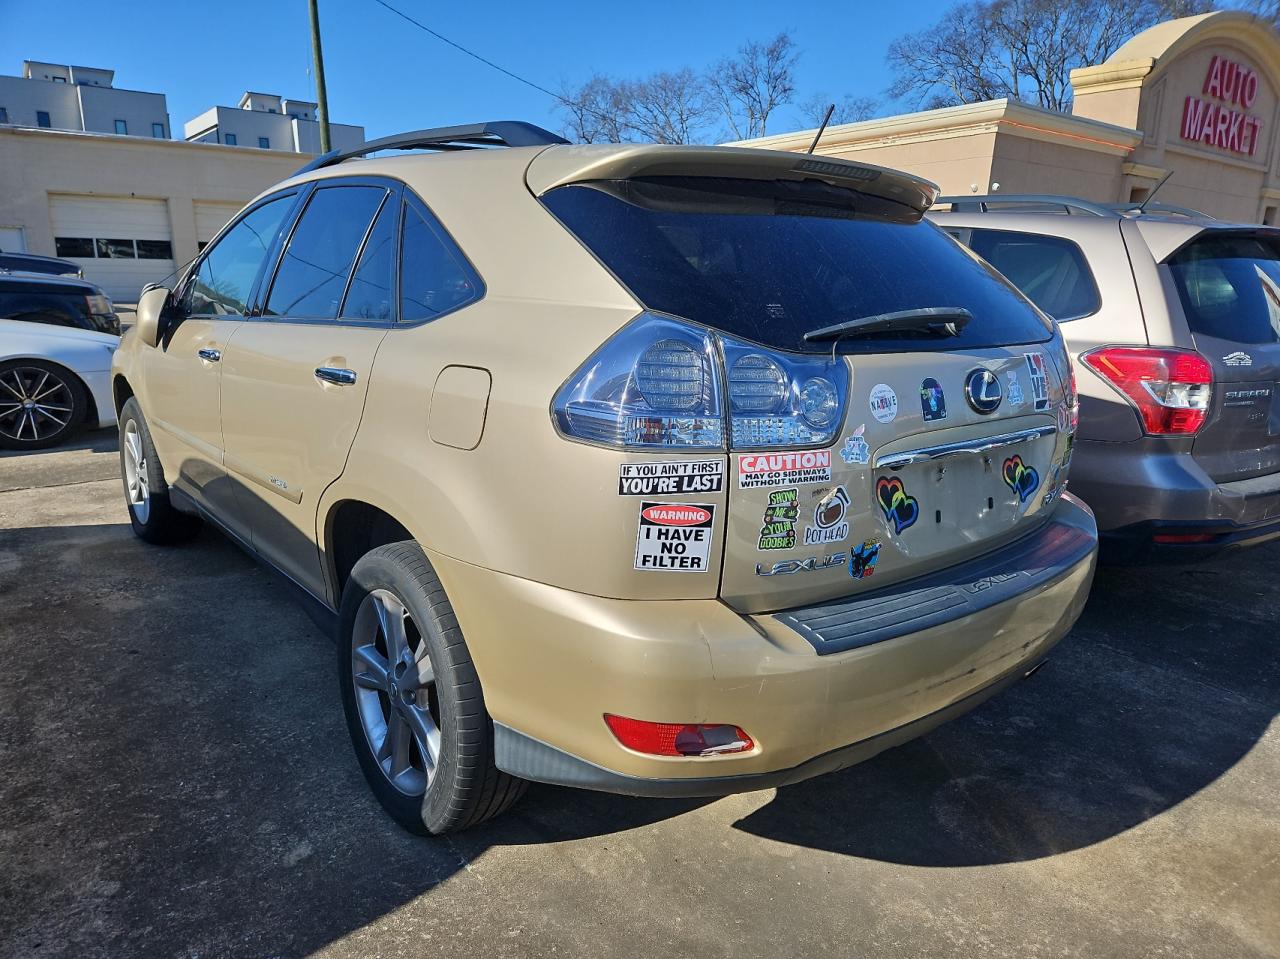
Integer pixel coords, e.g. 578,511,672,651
934,194,1118,217
294,121,570,176
1104,201,1213,219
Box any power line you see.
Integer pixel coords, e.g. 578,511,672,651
369,0,565,103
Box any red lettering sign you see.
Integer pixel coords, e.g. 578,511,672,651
1184,55,1263,156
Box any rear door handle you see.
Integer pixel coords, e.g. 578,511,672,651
315,366,357,386
197,347,222,363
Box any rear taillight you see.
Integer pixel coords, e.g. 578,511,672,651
86,293,113,315
553,312,846,451
1081,347,1212,435
603,714,754,757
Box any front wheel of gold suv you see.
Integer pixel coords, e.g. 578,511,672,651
337,542,526,834
117,397,202,545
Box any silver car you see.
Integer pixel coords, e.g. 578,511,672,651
931,196,1280,562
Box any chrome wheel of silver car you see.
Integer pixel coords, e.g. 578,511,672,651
350,588,442,797
0,365,74,443
122,419,151,523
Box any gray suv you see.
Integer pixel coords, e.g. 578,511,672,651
930,196,1280,562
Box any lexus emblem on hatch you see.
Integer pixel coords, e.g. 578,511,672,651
965,368,1003,414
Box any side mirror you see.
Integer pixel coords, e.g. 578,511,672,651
134,285,171,348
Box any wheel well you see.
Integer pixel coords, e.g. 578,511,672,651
328,501,413,594
113,375,135,416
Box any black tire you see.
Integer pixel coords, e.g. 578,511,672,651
117,397,202,545
0,359,88,450
338,541,526,835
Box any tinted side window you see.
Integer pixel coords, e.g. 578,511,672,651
0,292,89,330
967,229,1100,321
1168,233,1280,344
190,195,294,316
265,186,386,319
399,203,481,322
341,196,397,321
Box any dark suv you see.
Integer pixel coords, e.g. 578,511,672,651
931,195,1280,562
0,250,82,278
0,272,119,335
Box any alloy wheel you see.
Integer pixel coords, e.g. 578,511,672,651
121,419,151,523
0,366,74,443
350,588,442,797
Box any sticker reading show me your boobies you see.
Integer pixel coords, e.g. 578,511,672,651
738,451,832,489
634,502,715,572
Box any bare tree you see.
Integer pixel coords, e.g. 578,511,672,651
800,93,881,127
888,0,1216,112
709,33,800,139
626,69,715,144
557,75,630,143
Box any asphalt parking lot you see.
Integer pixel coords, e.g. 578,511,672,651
1,432,1278,959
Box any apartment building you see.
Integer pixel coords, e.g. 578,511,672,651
184,91,364,153
0,60,171,139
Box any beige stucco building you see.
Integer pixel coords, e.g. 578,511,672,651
738,12,1280,224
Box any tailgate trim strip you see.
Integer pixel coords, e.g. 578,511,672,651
874,424,1057,469
774,503,1095,656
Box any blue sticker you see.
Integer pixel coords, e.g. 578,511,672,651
849,539,881,579
920,377,947,422
840,426,870,465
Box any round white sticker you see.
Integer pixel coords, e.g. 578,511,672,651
869,383,898,424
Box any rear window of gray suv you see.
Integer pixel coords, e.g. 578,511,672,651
1168,233,1280,344
542,177,1054,354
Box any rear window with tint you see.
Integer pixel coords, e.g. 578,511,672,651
968,229,1100,321
541,178,1053,354
1168,233,1280,344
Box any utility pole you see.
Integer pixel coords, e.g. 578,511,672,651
308,0,332,153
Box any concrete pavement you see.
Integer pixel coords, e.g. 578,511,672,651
1,430,1277,958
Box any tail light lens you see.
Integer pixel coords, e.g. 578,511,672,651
1081,347,1212,435
604,714,754,757
86,293,113,315
553,312,847,450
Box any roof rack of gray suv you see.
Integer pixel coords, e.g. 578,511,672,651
935,194,1214,220
295,121,571,176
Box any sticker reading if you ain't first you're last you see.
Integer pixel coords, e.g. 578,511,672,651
618,459,724,496
634,502,715,573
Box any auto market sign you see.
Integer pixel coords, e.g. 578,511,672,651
1181,55,1264,156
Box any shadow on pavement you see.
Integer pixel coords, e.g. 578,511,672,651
1,510,1275,955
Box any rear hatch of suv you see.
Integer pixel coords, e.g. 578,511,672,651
1165,229,1280,483
536,154,1074,614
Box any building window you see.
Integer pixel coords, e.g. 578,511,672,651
258,136,270,149
54,237,95,258
224,133,237,145
136,240,173,260
52,76,66,83
152,122,165,138
114,119,127,135
36,111,50,128
0,107,8,124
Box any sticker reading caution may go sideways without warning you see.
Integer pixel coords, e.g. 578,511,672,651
738,451,832,489
634,502,715,572
618,460,724,495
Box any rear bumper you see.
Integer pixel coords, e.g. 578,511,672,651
433,494,1097,796
1069,439,1280,562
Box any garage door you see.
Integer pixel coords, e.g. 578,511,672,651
49,195,175,303
194,201,244,250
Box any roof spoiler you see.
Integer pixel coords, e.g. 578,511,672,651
294,121,569,176
526,145,940,221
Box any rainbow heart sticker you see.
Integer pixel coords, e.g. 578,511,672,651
1002,455,1040,503
875,476,919,535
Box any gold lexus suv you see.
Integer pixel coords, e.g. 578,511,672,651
111,122,1097,834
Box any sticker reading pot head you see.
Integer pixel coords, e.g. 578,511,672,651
869,384,898,424
634,502,715,572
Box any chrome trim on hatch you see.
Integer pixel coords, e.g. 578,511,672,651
874,424,1057,469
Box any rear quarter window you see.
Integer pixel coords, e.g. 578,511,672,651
967,229,1100,321
540,178,1052,354
1168,233,1280,344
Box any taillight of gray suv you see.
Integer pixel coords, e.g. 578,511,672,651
930,196,1280,562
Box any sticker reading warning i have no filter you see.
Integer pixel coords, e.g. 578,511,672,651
634,502,715,573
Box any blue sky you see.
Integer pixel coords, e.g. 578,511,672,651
0,0,955,141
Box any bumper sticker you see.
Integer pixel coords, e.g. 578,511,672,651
869,383,898,424
738,450,832,489
849,539,881,579
840,426,870,465
1002,455,1041,503
618,459,724,496
804,486,850,546
634,502,714,572
1006,369,1025,406
919,377,947,422
758,488,799,550
876,476,919,535
1026,352,1050,411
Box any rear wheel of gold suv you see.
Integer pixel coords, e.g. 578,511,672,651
337,541,526,834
